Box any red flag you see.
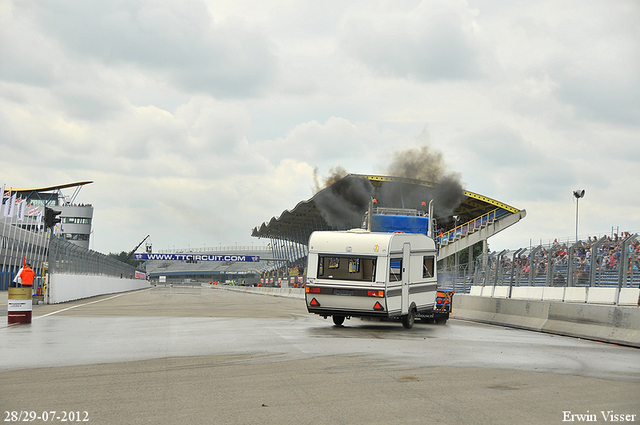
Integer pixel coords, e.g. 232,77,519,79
23,256,26,267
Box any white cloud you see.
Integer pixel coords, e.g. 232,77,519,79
338,0,487,82
9,0,279,97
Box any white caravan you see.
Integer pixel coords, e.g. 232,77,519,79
305,229,438,329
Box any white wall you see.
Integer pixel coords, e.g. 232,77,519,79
48,274,150,304
473,285,639,306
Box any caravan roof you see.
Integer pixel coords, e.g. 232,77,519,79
308,230,436,255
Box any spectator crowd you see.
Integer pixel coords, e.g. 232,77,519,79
481,232,640,287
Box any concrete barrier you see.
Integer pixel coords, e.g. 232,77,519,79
564,287,588,303
511,287,544,301
471,285,639,306
48,274,150,304
493,286,509,298
480,286,494,297
453,294,640,347
470,286,482,296
544,302,640,347
217,285,305,299
542,287,565,302
586,287,617,305
453,295,549,332
619,288,640,306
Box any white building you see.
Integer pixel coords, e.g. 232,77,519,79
11,181,94,249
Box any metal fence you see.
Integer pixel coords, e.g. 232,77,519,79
438,264,474,294
472,234,640,290
48,237,138,278
0,219,50,290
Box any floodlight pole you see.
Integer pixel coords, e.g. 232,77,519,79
573,190,585,242
575,197,579,242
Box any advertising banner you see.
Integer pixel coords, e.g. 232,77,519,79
135,253,260,262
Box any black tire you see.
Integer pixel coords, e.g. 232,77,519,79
402,308,415,329
332,315,345,326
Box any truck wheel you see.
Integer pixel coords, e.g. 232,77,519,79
332,315,345,326
402,309,415,329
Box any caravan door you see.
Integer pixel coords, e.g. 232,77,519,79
401,242,410,315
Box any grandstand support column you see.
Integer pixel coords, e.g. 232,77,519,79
299,226,305,258
495,250,508,287
566,240,582,288
528,245,543,286
278,238,284,270
469,242,474,277
508,248,524,298
618,234,639,302
269,238,277,274
482,239,488,278
293,233,302,271
286,236,294,274
589,236,608,287
284,231,292,272
473,254,486,286
286,238,293,276
486,251,497,288
280,238,287,275
545,244,560,287
294,228,302,265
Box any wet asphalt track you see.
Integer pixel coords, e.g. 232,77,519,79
1,286,638,425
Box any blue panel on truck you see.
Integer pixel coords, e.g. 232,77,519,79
371,215,429,234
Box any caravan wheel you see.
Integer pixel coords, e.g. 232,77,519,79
402,308,415,329
332,315,345,326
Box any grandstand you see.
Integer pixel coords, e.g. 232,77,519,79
251,173,526,275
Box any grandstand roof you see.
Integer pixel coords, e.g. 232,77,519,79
251,173,522,244
8,181,93,192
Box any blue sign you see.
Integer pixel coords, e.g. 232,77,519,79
135,253,260,262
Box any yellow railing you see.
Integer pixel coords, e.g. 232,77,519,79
437,209,501,245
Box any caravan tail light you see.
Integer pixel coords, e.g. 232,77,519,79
306,287,320,294
367,290,384,297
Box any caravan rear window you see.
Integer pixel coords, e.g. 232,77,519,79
423,256,435,278
389,259,402,282
317,256,376,281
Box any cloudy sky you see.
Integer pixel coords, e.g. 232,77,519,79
1,0,639,254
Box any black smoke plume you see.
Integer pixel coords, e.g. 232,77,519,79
312,143,464,228
313,171,373,229
387,145,447,183
383,145,465,220
312,166,348,193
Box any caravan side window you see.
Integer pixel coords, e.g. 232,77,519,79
389,259,402,282
423,256,435,278
318,256,377,281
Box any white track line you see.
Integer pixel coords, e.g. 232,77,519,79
34,289,148,319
